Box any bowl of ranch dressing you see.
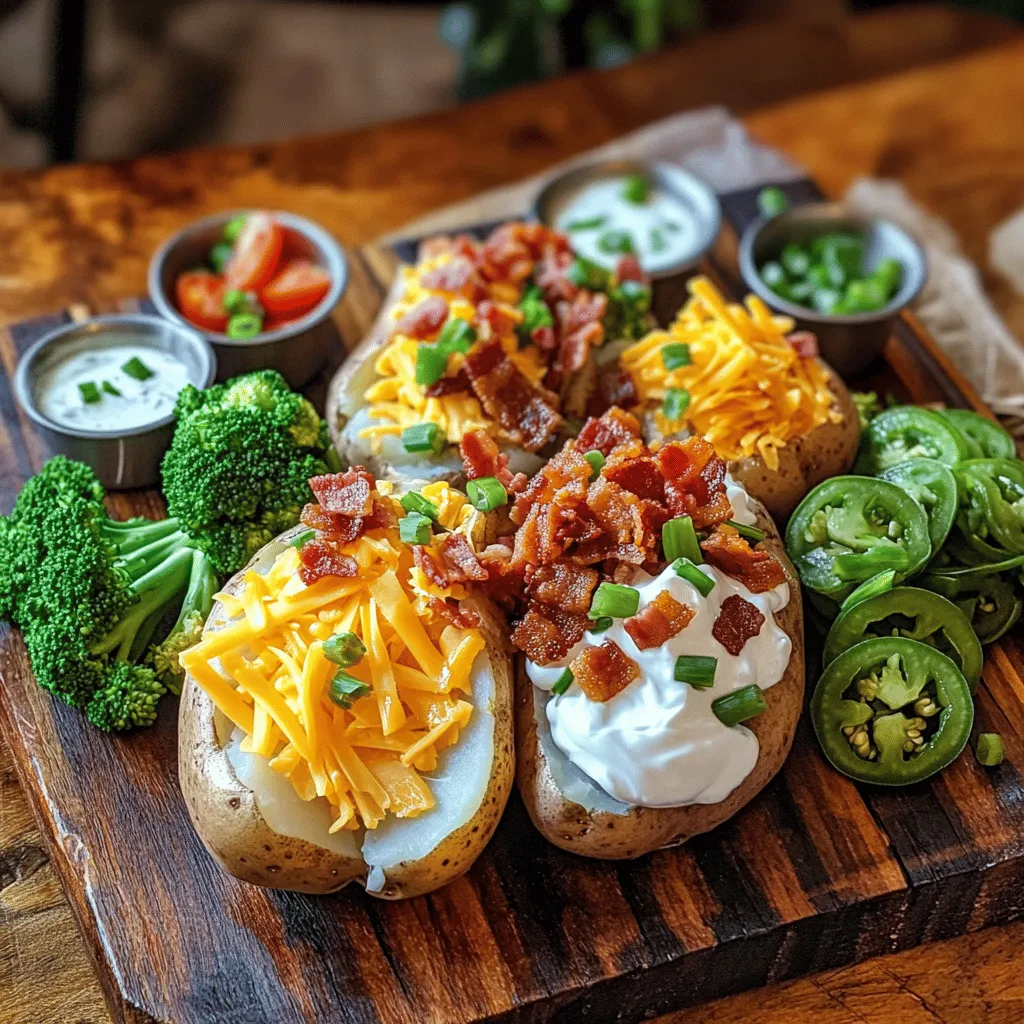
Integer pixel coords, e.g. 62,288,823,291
14,315,215,489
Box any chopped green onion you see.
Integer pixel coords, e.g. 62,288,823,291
587,616,614,634
289,528,314,549
584,450,605,479
589,582,639,619
597,229,635,255
976,732,1005,767
840,570,898,613
101,380,121,396
758,186,789,218
400,491,440,522
415,343,450,387
566,256,611,291
662,388,691,421
222,214,248,244
728,520,765,543
467,476,507,511
552,668,574,696
226,313,263,339
437,318,477,354
661,343,691,370
662,516,702,563
566,215,606,231
78,381,101,404
674,655,717,689
672,558,715,597
208,240,233,273
121,356,154,381
401,422,445,454
712,684,768,727
518,285,554,337
322,631,366,668
649,227,667,253
329,671,371,709
399,512,433,545
622,173,651,205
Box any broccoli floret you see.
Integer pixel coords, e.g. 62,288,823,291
87,662,165,731
160,369,333,574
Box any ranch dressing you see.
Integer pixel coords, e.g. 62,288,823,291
526,486,790,808
36,340,191,432
558,177,702,275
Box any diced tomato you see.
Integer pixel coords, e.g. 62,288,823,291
175,270,228,331
260,259,332,318
225,213,284,292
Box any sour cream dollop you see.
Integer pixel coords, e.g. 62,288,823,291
526,489,791,808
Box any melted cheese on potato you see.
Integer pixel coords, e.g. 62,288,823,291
621,276,842,470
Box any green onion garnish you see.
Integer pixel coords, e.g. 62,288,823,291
650,227,667,253
222,213,249,244
226,313,263,339
329,671,371,709
467,476,507,511
661,343,691,370
121,356,154,381
589,582,639,620
757,186,789,218
552,668,574,696
401,422,445,454
400,491,440,522
672,558,715,597
78,381,101,404
587,616,614,634
728,520,765,543
289,528,314,549
840,570,898,613
662,388,691,422
415,343,450,386
674,655,717,689
437,318,476,354
322,631,366,668
622,173,651,205
208,240,233,273
399,512,432,545
662,516,702,564
584,450,605,479
976,732,1005,767
597,229,635,255
712,684,768,727
101,380,121,396
566,215,606,231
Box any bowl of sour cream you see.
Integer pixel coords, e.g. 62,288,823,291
533,160,721,279
14,314,215,489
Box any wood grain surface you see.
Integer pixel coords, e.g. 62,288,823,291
2,7,1024,1024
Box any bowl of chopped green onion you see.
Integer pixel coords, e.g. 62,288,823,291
738,202,926,375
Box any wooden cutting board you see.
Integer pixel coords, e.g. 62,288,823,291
2,180,1024,1024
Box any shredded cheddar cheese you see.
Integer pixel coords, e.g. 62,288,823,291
180,491,485,832
620,276,843,470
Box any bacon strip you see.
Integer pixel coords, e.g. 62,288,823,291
511,606,589,665
570,641,639,702
310,470,374,517
712,595,765,656
701,528,786,594
625,592,694,651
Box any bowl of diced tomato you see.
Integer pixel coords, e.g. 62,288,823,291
148,209,347,387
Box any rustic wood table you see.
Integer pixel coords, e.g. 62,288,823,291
2,6,1024,1023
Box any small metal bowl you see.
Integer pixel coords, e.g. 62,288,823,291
738,202,927,376
14,314,215,490
532,159,722,280
148,209,348,388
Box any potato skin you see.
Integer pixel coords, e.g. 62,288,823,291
178,527,515,898
515,500,804,860
727,363,860,522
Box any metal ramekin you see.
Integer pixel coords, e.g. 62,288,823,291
738,202,927,376
14,314,216,490
148,210,348,388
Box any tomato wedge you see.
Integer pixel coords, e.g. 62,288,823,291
225,213,284,292
260,259,332,318
176,270,228,331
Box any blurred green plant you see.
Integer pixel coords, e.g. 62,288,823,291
440,0,705,100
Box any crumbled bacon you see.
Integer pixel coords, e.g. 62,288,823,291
460,429,514,487
412,545,448,588
787,331,819,358
511,445,592,525
625,592,695,651
425,368,470,398
555,291,607,375
574,407,642,456
511,606,589,665
419,234,478,262
421,257,476,296
588,366,638,417
615,254,647,284
478,222,570,286
602,441,665,501
525,563,599,613
531,325,557,351
712,595,765,656
300,502,363,543
656,438,732,529
298,540,358,586
395,296,448,339
438,533,488,582
534,245,579,305
463,338,561,452
310,470,375,517
428,597,481,629
570,641,639,702
701,527,787,594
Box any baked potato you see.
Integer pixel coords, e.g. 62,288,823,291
515,499,804,860
179,523,515,898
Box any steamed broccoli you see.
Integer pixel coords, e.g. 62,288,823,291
0,369,337,730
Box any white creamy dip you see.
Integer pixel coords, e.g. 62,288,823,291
557,177,703,275
526,487,790,808
36,339,192,432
